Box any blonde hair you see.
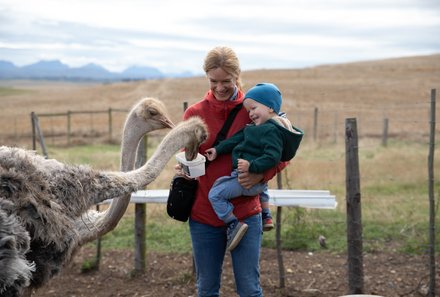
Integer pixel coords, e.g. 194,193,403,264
203,46,243,90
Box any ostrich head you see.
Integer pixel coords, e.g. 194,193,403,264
184,116,208,160
130,97,174,130
121,98,174,172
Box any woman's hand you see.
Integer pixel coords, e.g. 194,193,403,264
237,171,263,189
174,164,192,180
174,164,185,176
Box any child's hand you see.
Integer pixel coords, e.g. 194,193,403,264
237,158,250,173
205,148,217,161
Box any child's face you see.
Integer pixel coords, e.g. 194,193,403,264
243,98,275,126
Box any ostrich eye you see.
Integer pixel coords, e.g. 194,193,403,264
148,109,158,116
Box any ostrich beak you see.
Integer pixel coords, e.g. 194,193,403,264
185,142,198,161
161,117,175,129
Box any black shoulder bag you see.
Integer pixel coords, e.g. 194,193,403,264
167,103,243,222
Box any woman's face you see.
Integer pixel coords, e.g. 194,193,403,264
206,67,237,101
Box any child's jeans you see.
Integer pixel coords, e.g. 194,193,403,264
208,170,267,221
259,185,269,204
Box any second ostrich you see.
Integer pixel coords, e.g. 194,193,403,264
0,98,208,297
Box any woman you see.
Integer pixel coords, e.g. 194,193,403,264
179,46,283,297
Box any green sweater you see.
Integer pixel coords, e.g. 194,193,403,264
215,119,304,174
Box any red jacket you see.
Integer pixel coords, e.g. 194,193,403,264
184,90,284,227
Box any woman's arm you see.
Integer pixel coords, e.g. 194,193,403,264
237,161,288,189
237,171,264,189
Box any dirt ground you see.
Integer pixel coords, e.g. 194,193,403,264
32,247,438,297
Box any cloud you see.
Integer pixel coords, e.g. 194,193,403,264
0,0,439,74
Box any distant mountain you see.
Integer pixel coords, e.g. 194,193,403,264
0,60,19,71
0,60,193,81
19,60,70,78
121,66,163,80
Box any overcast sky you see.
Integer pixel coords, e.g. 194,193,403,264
1,0,439,75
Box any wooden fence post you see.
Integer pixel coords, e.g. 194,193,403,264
67,111,71,145
275,173,286,288
313,107,318,142
345,118,364,294
108,108,113,142
31,112,37,150
134,136,147,274
30,112,49,159
427,89,436,297
94,204,102,270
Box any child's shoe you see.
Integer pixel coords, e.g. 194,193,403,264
226,220,248,251
262,215,274,232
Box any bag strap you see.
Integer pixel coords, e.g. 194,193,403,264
212,103,243,147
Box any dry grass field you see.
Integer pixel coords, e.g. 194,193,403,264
2,54,440,296
1,53,439,147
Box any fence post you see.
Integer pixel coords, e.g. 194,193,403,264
382,118,389,147
275,173,286,288
108,108,113,142
31,112,37,150
134,136,147,274
67,111,71,145
94,204,102,270
345,118,364,294
313,107,318,142
30,112,49,159
427,89,436,297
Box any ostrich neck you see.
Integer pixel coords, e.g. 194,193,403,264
120,115,147,172
126,129,182,187
77,113,149,244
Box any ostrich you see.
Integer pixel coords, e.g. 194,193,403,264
0,98,208,297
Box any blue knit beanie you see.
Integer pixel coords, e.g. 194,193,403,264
244,83,282,114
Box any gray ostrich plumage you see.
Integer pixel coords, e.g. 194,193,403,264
0,98,207,297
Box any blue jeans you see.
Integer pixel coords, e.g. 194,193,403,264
259,186,269,203
189,213,263,297
209,170,267,221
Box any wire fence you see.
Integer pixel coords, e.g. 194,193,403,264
1,98,438,148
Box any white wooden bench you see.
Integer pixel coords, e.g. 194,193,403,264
129,189,337,209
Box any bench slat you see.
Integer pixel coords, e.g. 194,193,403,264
119,189,337,209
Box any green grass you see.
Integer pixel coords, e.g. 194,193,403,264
49,139,439,255
47,144,121,170
96,214,193,253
